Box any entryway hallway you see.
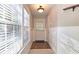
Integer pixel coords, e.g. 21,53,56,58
21,4,79,54
21,4,55,54
0,4,79,54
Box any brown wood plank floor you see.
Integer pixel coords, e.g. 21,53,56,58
31,41,51,49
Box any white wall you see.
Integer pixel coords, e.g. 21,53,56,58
20,5,33,54
56,4,79,53
47,5,57,53
47,4,79,54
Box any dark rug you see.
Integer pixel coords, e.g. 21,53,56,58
31,40,51,49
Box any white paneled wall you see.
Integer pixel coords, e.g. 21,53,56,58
47,5,57,53
49,27,57,53
47,4,79,54
56,4,79,54
57,27,79,53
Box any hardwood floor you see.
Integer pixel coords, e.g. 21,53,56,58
31,40,51,49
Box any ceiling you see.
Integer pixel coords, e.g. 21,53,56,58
24,4,54,18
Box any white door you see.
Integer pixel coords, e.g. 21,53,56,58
34,18,46,41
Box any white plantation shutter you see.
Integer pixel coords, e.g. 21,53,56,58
0,4,22,54
0,4,30,54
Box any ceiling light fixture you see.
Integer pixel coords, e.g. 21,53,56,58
37,6,44,13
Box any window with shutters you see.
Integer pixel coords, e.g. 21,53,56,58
0,4,30,54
